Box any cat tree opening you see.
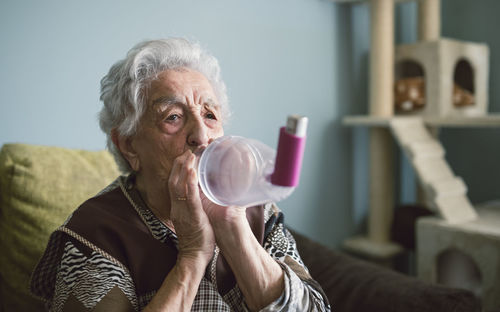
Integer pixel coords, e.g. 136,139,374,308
394,59,426,113
437,248,482,298
453,58,476,108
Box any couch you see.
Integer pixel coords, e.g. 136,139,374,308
0,143,482,311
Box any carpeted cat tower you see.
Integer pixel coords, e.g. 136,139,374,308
392,1,500,310
341,0,499,309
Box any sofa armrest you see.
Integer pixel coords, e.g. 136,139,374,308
289,229,481,312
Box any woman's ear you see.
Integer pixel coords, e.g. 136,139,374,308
111,129,140,171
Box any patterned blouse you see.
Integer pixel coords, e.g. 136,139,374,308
43,176,331,311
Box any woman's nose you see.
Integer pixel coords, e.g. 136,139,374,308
187,118,209,147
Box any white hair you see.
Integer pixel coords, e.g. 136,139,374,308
99,38,230,173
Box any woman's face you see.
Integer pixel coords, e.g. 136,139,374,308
130,68,224,181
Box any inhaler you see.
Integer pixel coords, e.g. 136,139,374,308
198,115,308,207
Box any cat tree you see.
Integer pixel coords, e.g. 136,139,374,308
332,0,500,309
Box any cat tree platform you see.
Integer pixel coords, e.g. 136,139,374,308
343,114,500,128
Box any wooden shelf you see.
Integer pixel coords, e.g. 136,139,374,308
343,114,500,128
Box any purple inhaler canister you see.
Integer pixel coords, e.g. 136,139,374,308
271,116,308,187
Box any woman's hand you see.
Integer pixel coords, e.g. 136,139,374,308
200,193,245,224
168,150,284,310
168,150,215,266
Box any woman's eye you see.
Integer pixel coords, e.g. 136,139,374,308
165,114,181,122
205,112,217,120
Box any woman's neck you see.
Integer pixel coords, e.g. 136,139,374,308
134,172,175,232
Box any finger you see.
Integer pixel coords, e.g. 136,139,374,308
186,167,201,205
168,160,183,197
176,152,193,193
181,151,198,185
169,151,189,183
169,151,192,198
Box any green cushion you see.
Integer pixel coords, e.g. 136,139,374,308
0,143,120,311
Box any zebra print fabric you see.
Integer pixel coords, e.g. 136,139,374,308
51,241,138,311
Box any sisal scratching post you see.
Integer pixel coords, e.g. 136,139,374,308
369,0,394,117
368,128,395,243
418,0,440,41
368,0,394,244
343,0,402,263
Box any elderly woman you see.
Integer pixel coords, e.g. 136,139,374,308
31,38,330,311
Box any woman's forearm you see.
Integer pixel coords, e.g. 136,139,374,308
143,257,207,312
213,214,285,311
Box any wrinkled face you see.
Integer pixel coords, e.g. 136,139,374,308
131,68,224,181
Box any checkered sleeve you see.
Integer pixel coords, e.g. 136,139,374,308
261,203,331,312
